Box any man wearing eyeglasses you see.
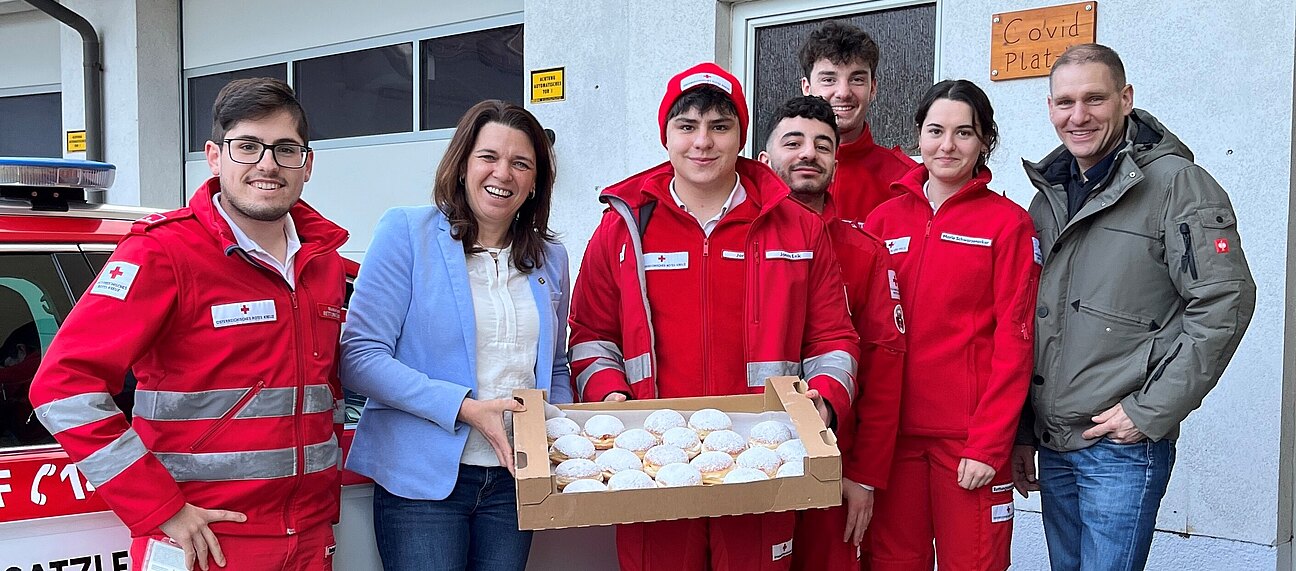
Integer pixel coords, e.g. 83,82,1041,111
31,77,349,570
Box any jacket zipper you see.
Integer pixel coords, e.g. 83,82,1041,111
1178,223,1198,280
1077,302,1152,329
1143,343,1182,394
702,238,711,396
285,290,307,534
189,380,266,451
751,239,761,325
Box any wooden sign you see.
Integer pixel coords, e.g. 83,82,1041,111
991,2,1097,81
65,130,86,153
531,67,565,103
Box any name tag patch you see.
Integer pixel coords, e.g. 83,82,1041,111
941,232,993,247
771,538,793,561
765,250,813,261
721,250,746,260
885,237,910,254
643,251,689,270
212,300,277,328
991,502,1014,523
992,483,1014,494
319,303,343,321
90,261,141,301
888,269,901,300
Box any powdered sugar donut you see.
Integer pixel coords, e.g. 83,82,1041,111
749,420,795,449
608,469,656,490
702,429,747,457
736,446,783,477
613,428,658,458
584,414,625,449
690,451,735,485
661,426,702,458
722,467,770,484
562,479,608,493
555,458,604,488
546,417,581,445
550,434,596,464
643,409,687,437
776,439,807,464
655,462,703,488
687,408,732,438
643,444,689,478
776,458,804,478
596,447,644,479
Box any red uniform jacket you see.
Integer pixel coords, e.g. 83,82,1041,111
569,158,859,417
864,168,1039,470
820,196,905,490
830,124,917,228
30,178,348,537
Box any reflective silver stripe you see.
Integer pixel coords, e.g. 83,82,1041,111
35,392,121,435
803,350,858,402
625,353,652,385
235,388,295,419
301,385,335,415
135,384,335,421
156,434,339,482
78,429,148,487
333,399,346,424
571,340,623,362
607,197,658,392
575,358,623,396
304,434,340,474
746,361,801,389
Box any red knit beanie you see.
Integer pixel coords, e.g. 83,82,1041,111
657,62,749,147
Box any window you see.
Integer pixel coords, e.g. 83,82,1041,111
294,44,414,141
0,92,62,158
187,64,289,152
747,4,936,153
0,254,79,449
420,25,525,130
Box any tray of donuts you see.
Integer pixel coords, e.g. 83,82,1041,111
512,376,841,530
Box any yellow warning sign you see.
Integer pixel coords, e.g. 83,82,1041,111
531,67,565,103
66,130,87,153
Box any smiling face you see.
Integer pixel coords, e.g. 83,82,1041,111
205,109,311,222
1048,62,1134,171
918,98,986,191
759,116,837,204
801,58,876,143
665,107,742,197
462,122,537,244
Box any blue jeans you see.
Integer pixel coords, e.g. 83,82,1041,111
1037,438,1175,571
373,464,532,571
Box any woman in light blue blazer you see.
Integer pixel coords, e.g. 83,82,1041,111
341,100,572,571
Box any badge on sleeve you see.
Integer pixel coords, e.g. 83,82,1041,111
885,237,910,255
89,262,140,300
1215,238,1230,253
893,304,906,334
887,270,901,300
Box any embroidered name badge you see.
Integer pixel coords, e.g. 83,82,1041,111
991,502,1014,523
1032,237,1044,265
888,269,901,300
885,236,910,254
941,232,993,247
90,262,141,301
721,250,746,260
992,483,1014,494
765,250,813,261
319,303,343,321
643,251,689,270
212,300,277,328
771,538,793,561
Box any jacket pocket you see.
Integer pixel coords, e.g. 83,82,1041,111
189,380,265,451
1143,342,1182,394
1077,301,1155,331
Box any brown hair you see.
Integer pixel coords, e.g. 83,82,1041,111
211,77,309,145
799,21,881,78
1050,43,1127,91
433,100,557,272
914,79,999,170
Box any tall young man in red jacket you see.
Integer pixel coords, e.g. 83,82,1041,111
800,21,917,227
569,62,860,570
759,95,905,571
30,78,348,571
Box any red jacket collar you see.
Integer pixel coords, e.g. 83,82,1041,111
599,157,792,217
190,177,349,255
838,123,880,161
892,166,995,207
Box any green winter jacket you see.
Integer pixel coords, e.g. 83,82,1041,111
1020,108,1256,452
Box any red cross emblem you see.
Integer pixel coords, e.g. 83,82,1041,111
108,266,123,279
240,305,250,314
658,255,666,263
1215,238,1229,254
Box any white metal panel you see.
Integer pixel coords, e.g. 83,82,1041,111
0,10,60,91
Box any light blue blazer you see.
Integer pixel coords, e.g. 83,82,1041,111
341,206,573,500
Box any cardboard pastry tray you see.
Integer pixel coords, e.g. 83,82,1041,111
512,376,842,530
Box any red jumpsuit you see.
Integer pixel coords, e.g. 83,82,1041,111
828,124,917,229
863,168,1039,571
30,178,348,570
792,196,905,571
569,158,860,570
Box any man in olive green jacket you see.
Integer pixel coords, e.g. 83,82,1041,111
1010,44,1256,571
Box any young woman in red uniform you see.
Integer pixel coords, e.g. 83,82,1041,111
864,80,1040,571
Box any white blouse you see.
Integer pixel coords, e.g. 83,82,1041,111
460,245,540,467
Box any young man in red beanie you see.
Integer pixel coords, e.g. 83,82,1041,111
569,62,860,570
800,21,917,227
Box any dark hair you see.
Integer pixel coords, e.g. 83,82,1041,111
434,100,557,272
1050,43,1127,90
765,95,839,148
913,79,999,168
799,21,881,79
211,78,309,145
666,86,738,123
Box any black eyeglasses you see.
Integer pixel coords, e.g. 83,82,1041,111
221,138,312,168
